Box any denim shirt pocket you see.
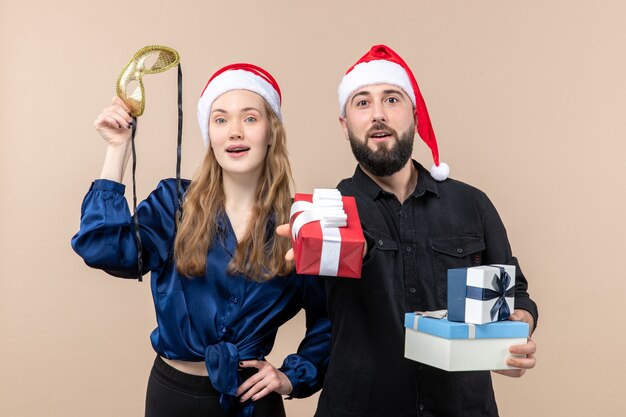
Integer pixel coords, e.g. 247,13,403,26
429,236,485,302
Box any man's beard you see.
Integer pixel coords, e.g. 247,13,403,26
348,121,414,177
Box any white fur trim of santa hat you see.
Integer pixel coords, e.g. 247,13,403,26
338,60,416,117
197,69,282,147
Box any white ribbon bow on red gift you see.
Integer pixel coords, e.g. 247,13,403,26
290,189,348,276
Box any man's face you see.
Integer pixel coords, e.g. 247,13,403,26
341,84,416,177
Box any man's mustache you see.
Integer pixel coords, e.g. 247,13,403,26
366,122,399,142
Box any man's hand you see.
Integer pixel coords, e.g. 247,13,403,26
236,360,293,402
276,224,294,261
493,309,537,378
509,309,535,334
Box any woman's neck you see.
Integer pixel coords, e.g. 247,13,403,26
222,171,260,241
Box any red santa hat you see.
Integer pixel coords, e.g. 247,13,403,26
338,44,449,181
197,63,282,146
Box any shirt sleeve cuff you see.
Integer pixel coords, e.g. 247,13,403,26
278,354,323,398
278,367,299,399
361,227,376,266
90,179,126,193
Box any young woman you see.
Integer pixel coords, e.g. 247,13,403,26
71,64,330,417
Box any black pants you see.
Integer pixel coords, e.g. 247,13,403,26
145,355,286,417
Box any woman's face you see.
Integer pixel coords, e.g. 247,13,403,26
208,90,272,178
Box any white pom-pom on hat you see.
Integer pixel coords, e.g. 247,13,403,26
197,63,282,147
430,162,450,182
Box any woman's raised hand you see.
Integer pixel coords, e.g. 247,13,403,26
96,97,134,182
94,96,133,147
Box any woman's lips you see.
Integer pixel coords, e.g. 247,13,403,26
226,145,251,158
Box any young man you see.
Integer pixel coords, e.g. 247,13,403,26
313,45,538,417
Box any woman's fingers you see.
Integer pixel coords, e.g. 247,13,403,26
235,361,264,397
96,113,129,130
236,360,293,402
112,96,131,113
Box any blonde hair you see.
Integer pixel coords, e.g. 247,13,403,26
174,101,293,280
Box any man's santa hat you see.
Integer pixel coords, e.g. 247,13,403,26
338,44,449,181
197,63,282,147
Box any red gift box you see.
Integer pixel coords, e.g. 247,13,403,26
290,189,365,278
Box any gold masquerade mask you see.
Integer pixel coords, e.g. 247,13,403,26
113,45,184,281
116,45,180,117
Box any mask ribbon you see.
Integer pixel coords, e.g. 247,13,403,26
116,45,183,281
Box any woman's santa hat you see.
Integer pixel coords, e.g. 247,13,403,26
338,44,449,181
197,63,282,147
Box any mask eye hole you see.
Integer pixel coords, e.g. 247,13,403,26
138,51,160,72
119,77,143,117
125,79,142,101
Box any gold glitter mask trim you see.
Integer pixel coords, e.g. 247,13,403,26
116,45,180,117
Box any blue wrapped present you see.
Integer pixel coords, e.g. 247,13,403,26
404,312,529,371
448,265,515,325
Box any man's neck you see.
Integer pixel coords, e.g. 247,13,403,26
361,160,418,203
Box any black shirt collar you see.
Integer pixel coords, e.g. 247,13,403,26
351,160,440,200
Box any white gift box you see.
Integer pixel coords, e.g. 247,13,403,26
404,313,528,372
448,265,516,325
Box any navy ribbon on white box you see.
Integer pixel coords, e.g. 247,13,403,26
466,266,514,321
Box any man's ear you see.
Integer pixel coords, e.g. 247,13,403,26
339,117,349,140
414,114,419,132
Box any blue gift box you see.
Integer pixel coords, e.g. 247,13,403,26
448,265,516,325
403,313,529,339
404,312,529,371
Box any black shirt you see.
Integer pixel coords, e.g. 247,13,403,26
315,161,538,417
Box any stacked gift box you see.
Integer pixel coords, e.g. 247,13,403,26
404,265,529,371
